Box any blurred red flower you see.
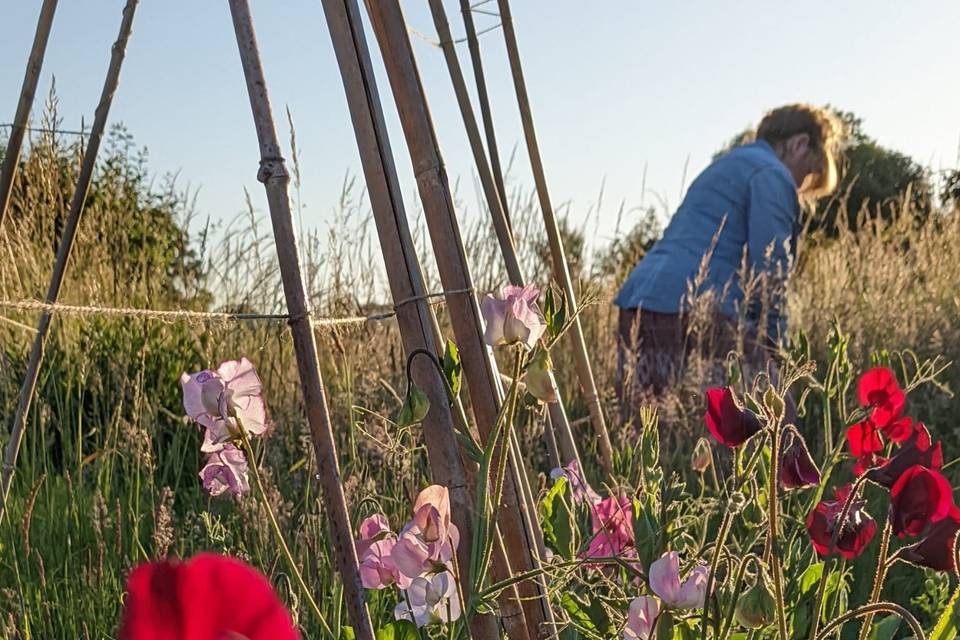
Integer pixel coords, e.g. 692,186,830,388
118,553,300,640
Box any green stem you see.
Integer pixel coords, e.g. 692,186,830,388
240,432,334,638
808,474,871,640
767,417,789,640
467,345,526,619
700,509,735,640
815,602,925,640
857,520,893,640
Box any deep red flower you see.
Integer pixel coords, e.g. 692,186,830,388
846,420,883,458
890,465,954,538
853,452,888,477
900,506,960,572
779,428,820,490
704,387,763,448
857,367,905,429
866,425,943,489
118,553,300,640
806,484,877,559
883,416,915,444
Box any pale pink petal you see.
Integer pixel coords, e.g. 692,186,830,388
234,394,268,435
624,596,659,640
181,370,216,418
649,552,683,606
480,295,508,346
220,357,262,397
675,565,709,609
359,539,397,589
199,445,249,498
391,531,432,580
359,514,392,540
414,485,451,523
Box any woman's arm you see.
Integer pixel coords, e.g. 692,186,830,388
746,168,801,345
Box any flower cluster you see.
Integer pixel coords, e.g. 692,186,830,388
355,485,462,628
704,386,820,490
623,552,709,639
808,367,959,570
180,357,269,498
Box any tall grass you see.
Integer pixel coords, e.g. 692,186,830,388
0,105,957,637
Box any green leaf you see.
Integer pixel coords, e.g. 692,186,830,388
867,615,901,640
799,562,824,595
655,611,674,640
396,384,430,427
442,339,462,399
542,476,574,560
340,626,357,640
560,592,608,634
632,497,661,569
543,286,566,339
375,620,419,640
929,584,960,640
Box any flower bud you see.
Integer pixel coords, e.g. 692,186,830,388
691,438,712,473
522,350,557,404
734,579,775,629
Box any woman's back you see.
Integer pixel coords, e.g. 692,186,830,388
615,139,800,341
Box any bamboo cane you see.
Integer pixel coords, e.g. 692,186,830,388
459,0,511,229
0,0,59,231
496,0,615,475
317,0,507,636
227,2,374,638
362,1,554,636
0,0,137,528
427,0,579,473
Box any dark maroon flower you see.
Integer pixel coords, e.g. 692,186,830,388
867,425,943,489
806,484,878,559
705,387,763,448
900,506,960,572
779,428,820,490
857,367,905,429
890,465,954,538
847,419,883,458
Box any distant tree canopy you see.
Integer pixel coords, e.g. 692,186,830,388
714,108,934,235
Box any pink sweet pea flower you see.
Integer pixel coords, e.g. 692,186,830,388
480,284,547,349
181,357,268,451
390,486,460,583
355,514,401,589
199,444,250,498
582,495,634,559
623,596,660,640
394,571,462,628
649,551,709,609
359,539,400,590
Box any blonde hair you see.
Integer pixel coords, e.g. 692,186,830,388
757,104,842,197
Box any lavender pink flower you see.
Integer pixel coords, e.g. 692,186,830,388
181,357,268,451
648,551,709,609
480,284,547,349
199,444,250,498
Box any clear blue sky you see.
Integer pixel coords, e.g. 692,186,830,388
3,1,959,249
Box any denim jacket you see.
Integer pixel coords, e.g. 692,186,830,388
614,140,800,343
